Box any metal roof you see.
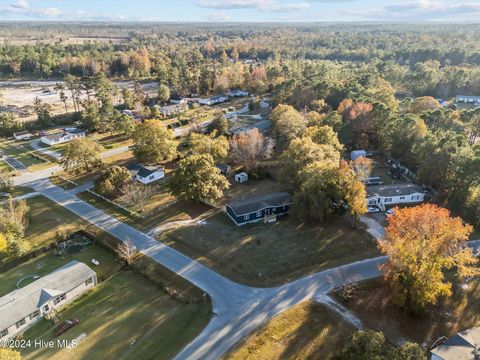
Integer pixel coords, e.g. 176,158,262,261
431,327,480,360
0,261,95,330
366,184,424,198
226,192,292,216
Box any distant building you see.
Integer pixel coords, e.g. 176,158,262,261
225,192,292,226
127,163,165,185
228,90,249,98
0,261,97,341
431,327,480,360
216,164,231,175
199,95,229,106
456,95,480,106
13,131,34,141
155,104,188,117
41,129,85,146
234,172,248,183
367,183,425,210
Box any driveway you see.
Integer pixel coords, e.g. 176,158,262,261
29,139,62,160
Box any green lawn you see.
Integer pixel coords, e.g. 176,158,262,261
21,271,210,360
0,139,54,171
158,213,379,286
25,196,94,250
226,301,352,360
0,244,119,297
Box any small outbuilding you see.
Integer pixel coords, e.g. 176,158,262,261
13,131,34,141
351,150,367,160
234,172,248,184
225,192,292,226
216,164,231,175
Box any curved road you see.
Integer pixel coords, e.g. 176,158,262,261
13,172,480,360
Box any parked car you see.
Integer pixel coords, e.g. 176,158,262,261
367,206,381,213
386,209,395,217
53,318,79,337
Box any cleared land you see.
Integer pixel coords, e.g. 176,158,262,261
335,275,480,347
21,270,210,360
159,213,379,286
226,301,353,360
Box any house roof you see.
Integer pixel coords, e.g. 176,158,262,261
431,327,480,360
226,192,292,216
43,129,84,141
366,184,424,198
0,261,95,330
127,163,163,178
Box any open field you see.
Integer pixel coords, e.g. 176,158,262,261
21,270,210,360
25,196,93,250
0,139,55,171
335,275,480,348
159,213,379,286
225,301,353,360
0,243,119,297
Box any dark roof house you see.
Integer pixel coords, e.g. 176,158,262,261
225,192,292,226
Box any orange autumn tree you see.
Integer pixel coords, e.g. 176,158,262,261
379,204,478,314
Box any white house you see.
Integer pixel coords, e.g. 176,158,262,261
367,183,425,211
0,261,97,341
456,95,480,106
430,327,480,360
127,163,165,185
199,95,229,106
41,129,85,146
228,90,249,97
155,104,188,117
13,131,34,141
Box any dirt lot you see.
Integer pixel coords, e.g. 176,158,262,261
0,80,158,122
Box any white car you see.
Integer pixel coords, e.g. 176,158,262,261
386,209,395,217
367,206,381,213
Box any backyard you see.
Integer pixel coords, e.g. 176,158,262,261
158,213,379,286
225,301,352,360
0,243,119,297
21,270,210,360
0,138,55,172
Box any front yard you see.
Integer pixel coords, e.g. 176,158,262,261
158,213,379,286
225,301,353,360
21,270,210,360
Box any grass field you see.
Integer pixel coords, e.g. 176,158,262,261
0,244,119,297
225,301,352,360
25,196,93,250
21,271,210,360
336,275,480,347
0,139,54,171
159,213,379,286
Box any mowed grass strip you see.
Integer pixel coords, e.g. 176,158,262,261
225,301,353,360
21,271,210,360
159,213,379,286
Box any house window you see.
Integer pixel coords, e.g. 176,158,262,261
384,198,392,203
85,277,94,286
60,294,66,301
53,294,66,305
0,329,8,338
368,199,376,205
411,195,420,200
43,305,49,312
244,214,250,221
400,196,405,200
149,175,154,180
30,310,40,320
256,211,262,217
16,318,26,328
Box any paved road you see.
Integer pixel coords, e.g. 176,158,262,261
16,174,480,360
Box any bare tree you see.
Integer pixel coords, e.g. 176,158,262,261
121,182,155,213
116,238,138,265
229,128,274,175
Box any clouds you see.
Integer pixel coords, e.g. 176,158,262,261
205,12,232,21
197,0,310,13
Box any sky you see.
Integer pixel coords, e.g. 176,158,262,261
0,0,480,22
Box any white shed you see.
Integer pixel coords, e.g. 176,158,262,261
351,150,367,160
234,172,248,184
